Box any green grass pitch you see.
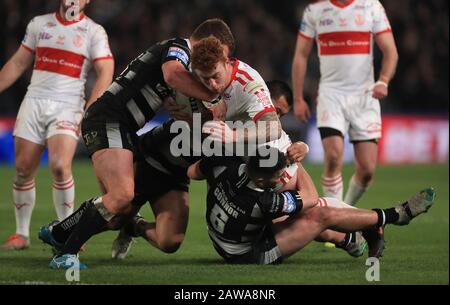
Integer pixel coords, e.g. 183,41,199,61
0,161,448,284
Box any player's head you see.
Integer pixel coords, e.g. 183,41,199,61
191,36,233,95
59,0,90,15
246,146,288,189
267,80,293,118
191,18,235,57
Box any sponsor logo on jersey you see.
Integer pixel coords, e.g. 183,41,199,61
355,13,366,26
56,35,65,45
38,32,53,40
46,21,57,28
73,34,84,48
75,26,87,33
354,4,366,10
318,31,371,55
167,47,189,66
322,7,334,13
319,18,334,27
34,47,85,78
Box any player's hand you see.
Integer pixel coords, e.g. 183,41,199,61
210,100,227,121
294,97,310,123
372,82,388,100
286,141,309,164
163,97,192,124
202,120,236,143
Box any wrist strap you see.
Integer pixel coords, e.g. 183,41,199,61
375,80,388,88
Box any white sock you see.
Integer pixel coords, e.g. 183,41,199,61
344,175,368,206
321,174,343,200
13,180,36,237
52,177,75,221
317,197,356,209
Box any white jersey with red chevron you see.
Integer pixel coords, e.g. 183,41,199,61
299,0,392,95
222,59,276,123
21,12,113,106
221,59,297,191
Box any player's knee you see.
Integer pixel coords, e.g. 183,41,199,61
306,207,332,226
357,167,375,186
324,151,342,172
109,189,135,213
159,235,184,254
15,164,35,182
49,158,72,181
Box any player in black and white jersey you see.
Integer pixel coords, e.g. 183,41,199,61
40,19,237,268
187,147,436,265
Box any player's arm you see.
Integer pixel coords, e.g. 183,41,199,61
286,141,309,164
291,34,314,123
187,160,205,180
248,110,282,143
0,45,34,93
85,58,114,110
162,61,218,102
259,190,304,218
202,110,282,144
373,32,398,99
295,162,319,208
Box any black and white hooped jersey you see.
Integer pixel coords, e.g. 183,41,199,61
104,38,191,130
198,157,300,256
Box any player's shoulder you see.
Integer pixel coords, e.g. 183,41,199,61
84,16,108,35
305,0,330,14
355,0,383,10
27,13,54,27
230,59,267,95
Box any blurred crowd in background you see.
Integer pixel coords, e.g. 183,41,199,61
0,0,448,117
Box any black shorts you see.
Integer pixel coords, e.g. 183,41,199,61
132,158,190,207
81,96,138,157
211,226,283,265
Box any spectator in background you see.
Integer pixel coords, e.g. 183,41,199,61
0,0,114,250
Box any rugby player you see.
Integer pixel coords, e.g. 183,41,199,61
38,18,237,267
187,146,435,264
0,0,114,250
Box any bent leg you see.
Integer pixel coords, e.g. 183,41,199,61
136,191,189,253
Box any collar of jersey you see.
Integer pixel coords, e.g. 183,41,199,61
224,58,240,91
330,0,355,9
55,11,86,26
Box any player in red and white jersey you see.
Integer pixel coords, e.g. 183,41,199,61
191,37,319,209
0,0,114,250
292,0,398,206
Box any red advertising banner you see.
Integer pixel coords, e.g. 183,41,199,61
378,115,449,164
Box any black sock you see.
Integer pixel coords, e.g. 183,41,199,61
337,232,353,249
60,199,109,255
383,207,400,224
123,215,145,238
52,201,90,243
373,208,400,226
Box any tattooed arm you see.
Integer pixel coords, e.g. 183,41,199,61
202,109,282,144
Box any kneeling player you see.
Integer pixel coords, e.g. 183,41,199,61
185,147,435,264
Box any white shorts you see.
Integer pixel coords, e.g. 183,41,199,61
316,92,382,141
13,97,84,145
